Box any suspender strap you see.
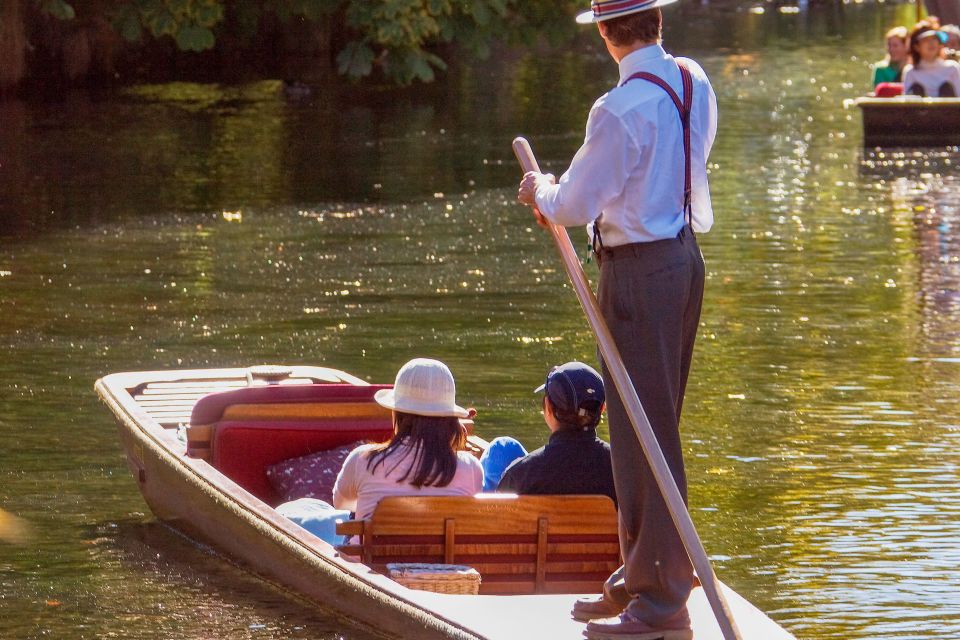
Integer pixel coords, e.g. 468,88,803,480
620,60,694,226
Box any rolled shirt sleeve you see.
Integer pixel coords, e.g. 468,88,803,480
332,446,362,512
534,106,636,228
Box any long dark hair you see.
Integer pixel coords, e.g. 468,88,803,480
365,411,467,488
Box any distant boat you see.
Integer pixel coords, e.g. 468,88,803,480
95,364,795,640
853,90,960,146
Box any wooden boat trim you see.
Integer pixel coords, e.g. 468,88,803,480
95,368,486,640
852,95,960,107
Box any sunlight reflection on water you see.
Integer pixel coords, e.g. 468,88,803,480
3,2,960,639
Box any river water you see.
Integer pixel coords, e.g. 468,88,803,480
2,2,960,638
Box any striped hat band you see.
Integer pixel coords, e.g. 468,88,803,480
576,0,678,24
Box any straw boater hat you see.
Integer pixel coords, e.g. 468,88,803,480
576,0,680,24
374,358,469,418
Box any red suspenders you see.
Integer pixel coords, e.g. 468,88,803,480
621,60,694,227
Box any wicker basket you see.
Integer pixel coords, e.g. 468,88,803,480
386,563,482,595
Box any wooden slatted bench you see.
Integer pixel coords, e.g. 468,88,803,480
336,494,620,595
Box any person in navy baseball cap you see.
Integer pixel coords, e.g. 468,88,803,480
480,362,610,495
495,362,615,506
535,361,606,430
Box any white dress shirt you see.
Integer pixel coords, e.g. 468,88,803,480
533,44,718,247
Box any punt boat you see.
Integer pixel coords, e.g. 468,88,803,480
95,364,796,640
853,95,960,146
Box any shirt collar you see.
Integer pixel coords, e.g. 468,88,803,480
618,43,668,85
548,428,597,444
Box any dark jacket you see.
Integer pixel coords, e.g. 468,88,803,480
496,428,617,506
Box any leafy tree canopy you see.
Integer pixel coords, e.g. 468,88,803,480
33,0,581,84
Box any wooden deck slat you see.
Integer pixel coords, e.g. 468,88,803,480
147,415,191,423
142,383,247,391
135,392,208,399
136,390,211,397
141,378,316,391
136,400,201,409
144,379,246,386
139,410,196,419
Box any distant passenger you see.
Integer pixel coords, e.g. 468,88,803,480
902,21,960,96
872,26,909,86
495,362,617,505
943,24,960,60
277,358,483,546
333,358,483,520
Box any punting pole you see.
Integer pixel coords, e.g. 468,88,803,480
512,137,742,640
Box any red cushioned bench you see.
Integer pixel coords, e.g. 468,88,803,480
186,384,395,504
874,82,904,98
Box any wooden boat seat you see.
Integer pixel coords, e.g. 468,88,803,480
336,494,620,595
186,383,395,504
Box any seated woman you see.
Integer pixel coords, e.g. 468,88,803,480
333,358,483,520
872,26,909,87
278,358,483,545
902,21,960,97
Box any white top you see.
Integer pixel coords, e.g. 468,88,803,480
533,44,718,247
332,441,483,520
902,58,960,97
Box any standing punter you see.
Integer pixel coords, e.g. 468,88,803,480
517,1,717,639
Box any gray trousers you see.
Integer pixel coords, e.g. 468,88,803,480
596,228,705,625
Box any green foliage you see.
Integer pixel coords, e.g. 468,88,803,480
33,0,585,85
113,0,225,52
338,0,512,84
36,0,76,21
175,24,215,51
273,0,342,23
336,40,375,78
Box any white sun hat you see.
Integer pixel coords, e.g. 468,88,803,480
374,358,469,418
576,0,679,24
